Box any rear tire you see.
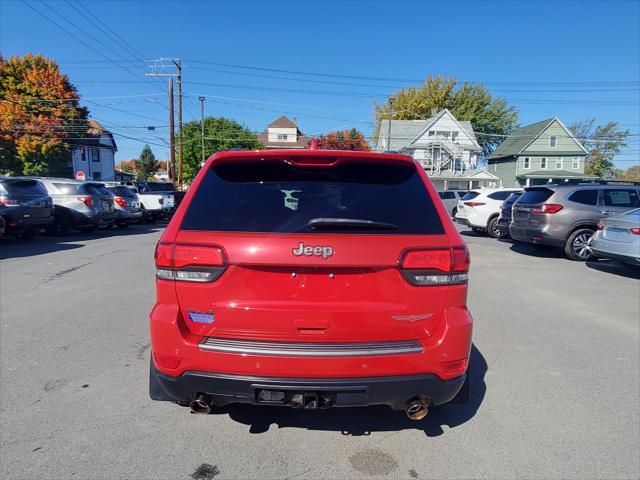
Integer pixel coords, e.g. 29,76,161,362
487,217,500,239
451,207,457,218
46,212,71,236
565,228,595,261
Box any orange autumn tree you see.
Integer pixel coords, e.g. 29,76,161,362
0,53,88,175
315,128,371,151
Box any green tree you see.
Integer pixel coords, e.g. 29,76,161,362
180,117,262,184
316,128,371,151
568,118,629,178
135,144,159,180
0,53,88,175
374,75,519,156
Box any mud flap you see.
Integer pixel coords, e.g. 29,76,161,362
447,370,470,404
149,355,174,401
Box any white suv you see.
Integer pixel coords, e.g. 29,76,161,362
455,188,522,237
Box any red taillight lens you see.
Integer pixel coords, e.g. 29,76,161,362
532,203,563,215
155,242,226,282
401,248,451,272
400,247,469,286
77,196,93,207
464,202,485,207
0,196,19,206
114,196,126,208
630,228,640,235
597,221,605,230
440,358,469,377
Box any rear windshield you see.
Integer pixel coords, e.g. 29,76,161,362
141,182,175,192
53,182,86,194
181,160,445,234
519,188,554,204
108,186,137,197
461,192,480,200
0,180,47,196
504,192,523,204
85,184,110,195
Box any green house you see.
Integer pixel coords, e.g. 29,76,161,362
487,118,597,187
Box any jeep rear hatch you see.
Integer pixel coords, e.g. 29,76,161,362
162,155,463,343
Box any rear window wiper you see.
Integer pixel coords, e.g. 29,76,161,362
307,217,399,230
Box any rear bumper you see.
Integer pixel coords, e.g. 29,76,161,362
592,248,640,265
69,209,116,227
115,209,143,222
509,225,565,247
151,366,467,407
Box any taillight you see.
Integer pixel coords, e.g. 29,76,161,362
0,197,19,206
531,203,563,214
597,221,605,230
399,246,470,286
154,242,226,282
630,228,640,235
77,196,93,207
463,202,485,207
114,196,126,208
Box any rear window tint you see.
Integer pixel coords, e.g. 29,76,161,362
85,184,110,195
181,160,445,234
504,192,522,204
0,180,47,196
113,186,137,197
461,192,480,200
568,189,598,205
487,191,513,201
52,182,87,194
439,191,455,199
519,188,554,204
604,189,640,208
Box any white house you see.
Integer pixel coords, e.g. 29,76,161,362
258,116,310,149
377,109,499,190
69,120,117,181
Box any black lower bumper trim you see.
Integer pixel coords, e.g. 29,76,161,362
150,361,466,407
592,249,640,265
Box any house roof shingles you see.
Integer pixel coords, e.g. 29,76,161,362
68,119,117,150
488,118,557,159
268,115,298,128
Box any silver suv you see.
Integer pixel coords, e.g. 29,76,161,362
510,183,640,260
29,177,117,234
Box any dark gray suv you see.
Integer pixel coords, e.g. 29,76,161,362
510,183,640,260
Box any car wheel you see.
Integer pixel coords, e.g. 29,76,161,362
78,225,97,233
565,228,595,261
46,213,71,236
487,217,501,239
451,207,457,218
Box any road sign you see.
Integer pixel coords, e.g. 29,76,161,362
75,171,86,181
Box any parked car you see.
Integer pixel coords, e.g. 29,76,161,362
105,184,143,227
124,181,176,222
496,191,523,239
27,177,117,234
455,188,522,238
0,177,54,239
591,208,640,268
149,148,472,419
510,183,640,261
438,190,468,217
0,214,5,238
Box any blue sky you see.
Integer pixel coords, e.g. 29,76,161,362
1,0,639,168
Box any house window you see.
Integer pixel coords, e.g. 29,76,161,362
523,157,530,169
451,132,459,142
556,157,563,169
91,148,101,162
80,148,86,162
572,157,580,169
540,157,547,169
277,134,288,141
92,172,101,180
549,135,557,148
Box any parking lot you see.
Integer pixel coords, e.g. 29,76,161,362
1,223,638,480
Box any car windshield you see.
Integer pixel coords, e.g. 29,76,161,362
52,182,87,194
505,192,523,203
518,188,554,204
143,182,175,192
461,191,480,200
181,160,444,234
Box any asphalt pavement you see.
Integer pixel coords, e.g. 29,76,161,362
1,224,639,479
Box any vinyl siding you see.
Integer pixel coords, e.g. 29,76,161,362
491,156,518,187
517,155,585,173
522,120,585,154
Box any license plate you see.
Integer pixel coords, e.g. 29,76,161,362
605,228,627,242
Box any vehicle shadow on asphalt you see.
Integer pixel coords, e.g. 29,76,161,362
586,258,640,279
217,345,487,438
0,221,168,260
508,242,565,259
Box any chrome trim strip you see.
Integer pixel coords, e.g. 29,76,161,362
199,337,423,357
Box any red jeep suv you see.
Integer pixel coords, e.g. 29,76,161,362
149,149,472,420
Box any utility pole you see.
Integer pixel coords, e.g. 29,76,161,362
198,96,206,164
168,78,175,184
145,58,182,188
387,97,394,152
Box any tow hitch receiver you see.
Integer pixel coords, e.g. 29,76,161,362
257,390,334,409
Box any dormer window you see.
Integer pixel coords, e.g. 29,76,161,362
549,135,557,148
277,134,288,141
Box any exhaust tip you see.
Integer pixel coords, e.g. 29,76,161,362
405,398,429,421
190,394,213,414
